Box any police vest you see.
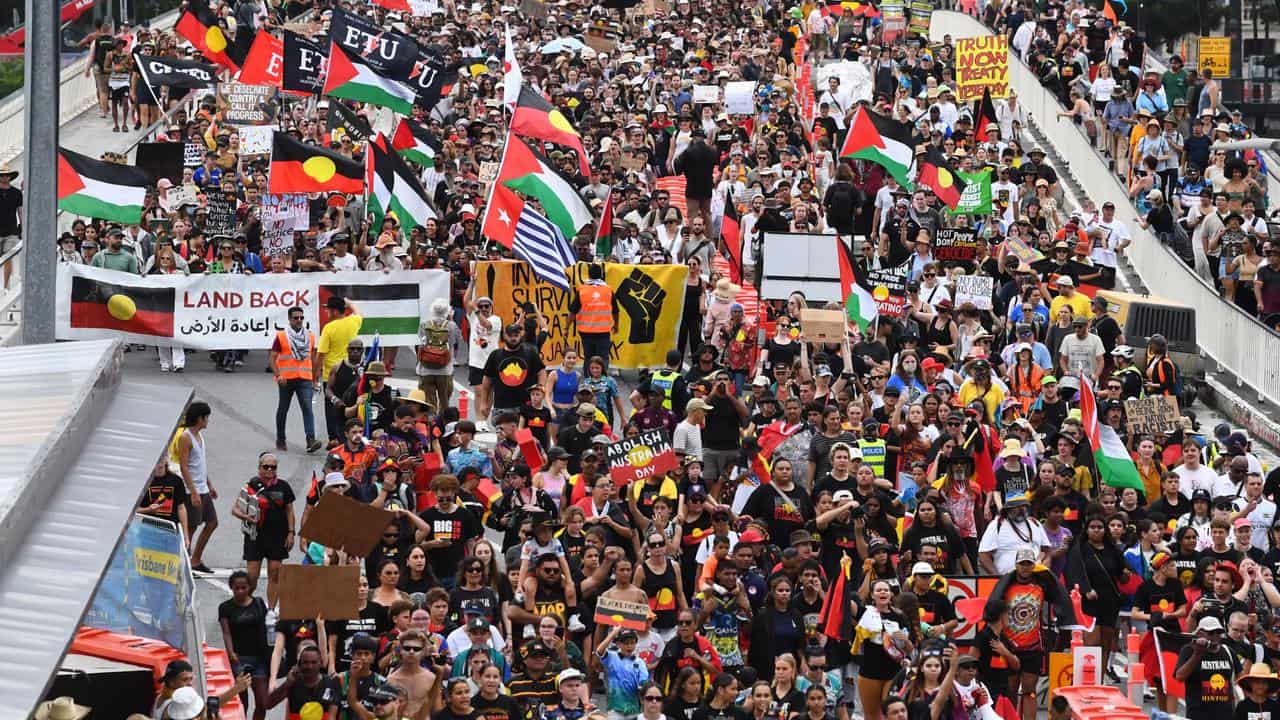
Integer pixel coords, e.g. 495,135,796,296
859,439,887,479
275,330,315,381
577,284,613,335
650,369,680,410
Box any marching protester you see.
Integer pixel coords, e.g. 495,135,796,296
46,0,1280,718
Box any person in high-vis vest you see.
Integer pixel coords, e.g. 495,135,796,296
1110,345,1145,401
858,420,888,482
569,263,614,370
637,349,687,412
270,305,322,453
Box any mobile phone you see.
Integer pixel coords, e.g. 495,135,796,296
206,696,220,717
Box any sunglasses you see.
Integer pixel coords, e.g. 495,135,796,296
400,645,425,653
261,464,278,470
645,696,664,701
466,566,484,573
678,619,695,626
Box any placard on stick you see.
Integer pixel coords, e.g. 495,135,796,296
299,491,396,557
594,595,651,630
800,308,846,343
606,429,677,485
1124,396,1181,437
278,564,360,620
954,275,994,310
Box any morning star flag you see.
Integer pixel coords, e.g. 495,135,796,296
57,147,150,224
323,42,417,115
135,54,218,90
391,117,441,167
1079,372,1145,491
366,134,436,232
839,106,914,188
282,30,327,95
494,136,593,241
268,132,364,194
512,206,576,292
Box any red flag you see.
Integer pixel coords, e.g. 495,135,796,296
1153,628,1189,698
966,423,997,493
1103,0,1118,24
819,556,855,641
174,0,239,72
595,188,614,249
237,30,283,88
750,452,772,485
721,191,742,283
758,419,799,457
973,87,998,142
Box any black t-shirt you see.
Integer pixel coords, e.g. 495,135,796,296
342,383,398,432
1148,495,1188,523
520,404,553,447
287,676,340,717
140,471,189,527
917,588,956,627
665,697,701,720
703,393,743,451
484,344,545,409
975,625,1014,698
1133,579,1187,634
244,477,296,538
692,702,752,720
473,690,522,720
274,620,320,676
995,464,1034,499
326,603,389,672
763,339,802,372
1234,697,1280,720
900,522,967,574
1178,643,1236,717
419,505,483,579
740,483,814,550
450,586,502,626
0,187,22,236
218,596,270,659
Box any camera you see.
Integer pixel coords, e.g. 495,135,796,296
848,504,865,520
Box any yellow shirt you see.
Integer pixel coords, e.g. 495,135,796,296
957,379,1006,422
317,314,363,379
1048,291,1092,321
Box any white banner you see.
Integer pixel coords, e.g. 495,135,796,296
56,264,449,350
724,81,757,115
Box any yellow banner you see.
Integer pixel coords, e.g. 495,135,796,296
1198,37,1231,77
955,35,1009,102
134,547,180,585
474,261,689,369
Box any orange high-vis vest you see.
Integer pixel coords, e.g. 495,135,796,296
275,330,315,381
577,284,613,335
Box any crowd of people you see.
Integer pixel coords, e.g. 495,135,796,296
29,0,1280,718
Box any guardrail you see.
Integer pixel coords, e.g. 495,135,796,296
0,54,98,164
930,11,1280,408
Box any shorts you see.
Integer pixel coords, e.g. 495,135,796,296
0,235,18,255
1219,257,1240,280
244,533,289,562
111,84,130,102
468,366,485,387
189,492,217,531
1013,650,1044,676
234,655,269,679
93,68,109,95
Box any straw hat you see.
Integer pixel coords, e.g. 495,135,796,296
712,278,740,301
401,388,433,409
34,698,90,720
1237,663,1280,691
0,163,18,180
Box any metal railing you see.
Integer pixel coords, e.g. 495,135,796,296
930,10,1280,408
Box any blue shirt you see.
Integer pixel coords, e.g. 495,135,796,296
600,649,648,715
447,445,492,477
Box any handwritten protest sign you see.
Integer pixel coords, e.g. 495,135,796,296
474,261,687,368
237,125,273,155
955,35,1009,102
607,429,678,485
724,82,757,115
693,85,720,105
184,142,204,167
867,261,910,317
217,82,277,125
954,275,994,310
279,565,360,620
934,228,979,262
57,265,450,350
594,596,651,630
204,191,238,236
166,184,200,209
1124,396,1181,437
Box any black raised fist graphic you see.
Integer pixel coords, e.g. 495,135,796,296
616,268,667,344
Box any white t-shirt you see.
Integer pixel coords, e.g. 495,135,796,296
1231,495,1278,551
978,517,1050,575
468,312,501,370
1174,463,1225,498
1087,219,1130,268
331,253,360,272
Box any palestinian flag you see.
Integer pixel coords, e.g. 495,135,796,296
839,106,914,188
318,284,417,339
917,148,967,209
323,42,416,115
1080,372,1146,491
510,85,591,176
268,132,364,194
973,87,999,142
721,191,742,284
175,0,238,71
70,275,175,337
366,134,436,233
494,136,593,241
836,234,876,332
391,117,441,168
57,148,150,224
594,188,614,259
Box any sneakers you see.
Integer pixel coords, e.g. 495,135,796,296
276,440,287,451
190,563,213,574
568,614,586,633
306,438,323,453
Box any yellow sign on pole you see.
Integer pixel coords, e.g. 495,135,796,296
1199,37,1231,77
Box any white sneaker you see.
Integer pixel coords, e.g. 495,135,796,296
568,614,586,633
523,624,535,638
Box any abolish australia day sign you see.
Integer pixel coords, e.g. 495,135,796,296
607,429,678,484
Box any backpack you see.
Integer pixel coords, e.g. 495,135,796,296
417,320,452,368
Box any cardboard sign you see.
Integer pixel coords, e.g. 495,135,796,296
800,308,847,342
278,564,360,620
520,0,549,18
203,191,238,236
606,428,678,485
584,32,616,53
238,125,273,155
217,82,278,125
594,595,651,630
184,142,205,167
620,154,648,173
1004,234,1044,265
954,274,994,310
693,85,720,105
299,491,397,557
933,228,979,262
478,161,499,190
1124,395,1181,437
167,184,200,209
955,35,1009,102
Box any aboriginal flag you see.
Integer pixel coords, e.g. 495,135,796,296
918,148,967,209
70,275,175,337
721,191,742,283
1153,627,1191,699
268,132,364,194
594,600,650,631
175,0,238,72
973,87,999,142
819,555,856,642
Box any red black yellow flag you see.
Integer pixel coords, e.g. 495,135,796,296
268,132,365,195
973,87,999,142
70,275,175,337
918,148,967,209
175,0,238,72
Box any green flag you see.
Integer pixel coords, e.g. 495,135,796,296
947,169,993,216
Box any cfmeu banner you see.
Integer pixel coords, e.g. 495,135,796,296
84,516,192,653
55,264,449,350
474,261,688,369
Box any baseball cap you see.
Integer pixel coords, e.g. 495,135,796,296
833,489,855,502
739,528,766,544
1197,616,1225,632
557,668,585,686
576,403,598,417
686,398,713,413
1015,548,1037,565
524,640,553,657
911,562,935,576
1234,517,1253,529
